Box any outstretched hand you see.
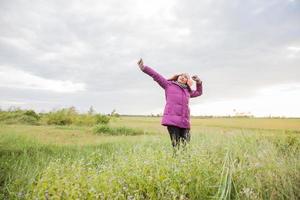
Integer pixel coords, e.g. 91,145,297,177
192,75,201,83
137,58,145,70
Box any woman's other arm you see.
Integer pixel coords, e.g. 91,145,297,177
190,75,203,98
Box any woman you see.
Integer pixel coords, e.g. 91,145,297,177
137,58,203,150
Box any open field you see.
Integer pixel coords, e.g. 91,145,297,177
0,117,299,199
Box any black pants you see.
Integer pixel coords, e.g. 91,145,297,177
167,125,190,148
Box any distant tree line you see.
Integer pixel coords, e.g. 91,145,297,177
0,106,120,126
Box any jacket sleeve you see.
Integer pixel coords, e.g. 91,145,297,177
190,81,203,98
142,65,169,89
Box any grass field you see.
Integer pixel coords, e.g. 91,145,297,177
0,117,299,199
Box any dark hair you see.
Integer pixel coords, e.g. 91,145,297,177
168,74,192,92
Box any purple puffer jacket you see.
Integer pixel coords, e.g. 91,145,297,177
142,66,203,129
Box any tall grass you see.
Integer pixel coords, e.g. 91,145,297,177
1,125,299,199
93,124,154,136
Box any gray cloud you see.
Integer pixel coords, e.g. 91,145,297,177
0,0,299,114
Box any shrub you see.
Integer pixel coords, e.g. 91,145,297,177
0,110,40,125
95,114,110,125
73,114,97,126
24,110,40,120
44,108,110,126
46,109,74,125
18,115,40,125
93,125,146,136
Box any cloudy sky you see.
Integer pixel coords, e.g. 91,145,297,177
0,0,299,117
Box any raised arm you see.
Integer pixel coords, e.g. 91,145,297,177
138,59,168,89
190,75,203,98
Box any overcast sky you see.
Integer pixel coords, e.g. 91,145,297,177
0,0,300,116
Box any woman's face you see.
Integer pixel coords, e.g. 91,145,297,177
177,74,189,84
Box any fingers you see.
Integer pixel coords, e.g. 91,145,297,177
137,58,143,65
137,58,145,71
192,75,201,82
